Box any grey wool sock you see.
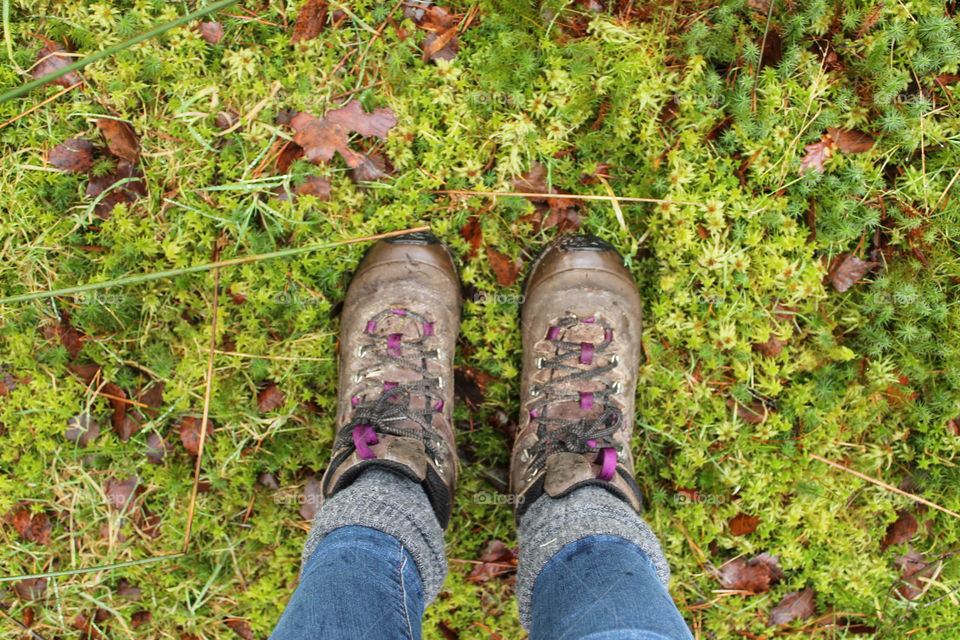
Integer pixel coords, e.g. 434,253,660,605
300,467,447,605
516,486,671,630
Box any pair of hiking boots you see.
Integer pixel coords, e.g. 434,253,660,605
321,232,644,526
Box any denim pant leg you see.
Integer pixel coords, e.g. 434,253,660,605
530,535,694,640
270,525,425,640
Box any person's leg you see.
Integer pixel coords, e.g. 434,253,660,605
270,525,425,640
510,236,692,639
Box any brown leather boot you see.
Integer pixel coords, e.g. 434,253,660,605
321,232,461,528
511,235,644,519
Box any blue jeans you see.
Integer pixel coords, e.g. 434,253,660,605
271,526,693,640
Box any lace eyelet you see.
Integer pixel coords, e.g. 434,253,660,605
530,387,541,397
520,449,531,462
612,381,622,393
610,355,619,365
356,345,367,358
536,357,545,369
437,375,444,389
352,373,364,383
526,468,539,482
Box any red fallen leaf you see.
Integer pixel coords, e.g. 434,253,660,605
32,43,81,88
197,21,224,45
85,160,147,218
753,336,785,358
727,397,771,424
827,254,880,292
729,512,760,536
278,175,332,202
43,313,84,359
73,613,104,640
541,206,582,232
10,506,53,545
461,217,482,259
48,137,94,173
325,101,397,140
179,416,211,456
291,0,328,44
14,577,47,600
145,432,168,464
300,475,323,521
826,127,874,154
131,610,151,628
799,134,837,174
258,382,286,413
881,510,918,551
469,539,516,583
717,552,783,593
895,548,938,600
768,587,816,627
289,111,364,167
485,246,522,286
138,382,164,409
510,163,579,210
419,6,460,62
454,365,496,409
104,476,138,511
96,118,139,163
350,151,392,184
275,140,305,173
68,363,101,384
65,413,101,447
100,381,139,442
224,619,255,640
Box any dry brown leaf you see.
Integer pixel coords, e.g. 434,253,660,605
729,512,761,536
454,365,496,409
291,0,328,44
799,134,837,174
197,21,224,45
85,160,147,218
257,382,286,413
179,416,211,456
225,619,255,640
717,552,783,593
827,254,880,292
131,610,152,628
486,246,522,286
145,432,168,464
300,475,323,521
289,111,364,167
753,336,785,358
65,413,101,447
42,314,84,359
768,587,816,627
33,44,81,88
469,539,516,583
48,137,94,173
727,397,770,424
104,476,138,512
881,510,918,551
97,118,139,163
461,216,483,259
14,577,47,600
10,506,52,545
418,6,460,62
278,175,332,202
325,101,397,140
895,548,938,600
351,151,391,184
826,127,875,154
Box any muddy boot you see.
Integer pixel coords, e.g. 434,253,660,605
511,234,644,514
319,231,462,527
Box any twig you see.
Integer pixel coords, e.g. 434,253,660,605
1,553,183,583
597,175,628,232
434,189,705,207
203,348,331,362
810,454,960,520
0,226,431,305
750,0,776,114
182,256,221,553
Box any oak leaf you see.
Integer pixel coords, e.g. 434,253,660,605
10,506,52,545
800,134,838,174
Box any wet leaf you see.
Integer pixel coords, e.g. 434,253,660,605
259,471,279,490
48,137,94,173
469,539,516,583
85,160,147,218
9,506,52,545
115,579,142,599
727,397,770,424
104,476,138,511
485,246,522,286
350,151,391,184
179,417,211,456
300,475,323,521
752,336,785,358
461,217,483,260
14,577,47,600
197,21,224,45
289,111,363,167
65,413,101,447
827,254,880,292
224,619,255,640
96,118,139,163
33,44,81,88
418,6,460,62
895,548,937,600
799,134,837,174
827,127,874,154
291,0,328,44
215,110,240,131
717,552,783,593
768,587,816,627
130,610,151,628
325,101,397,140
881,510,918,551
145,432,167,464
43,313,84,359
257,382,286,413
729,512,760,536
454,365,496,409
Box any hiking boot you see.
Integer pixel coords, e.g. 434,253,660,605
321,232,461,528
511,235,644,519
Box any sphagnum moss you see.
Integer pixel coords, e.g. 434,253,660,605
1,1,959,638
